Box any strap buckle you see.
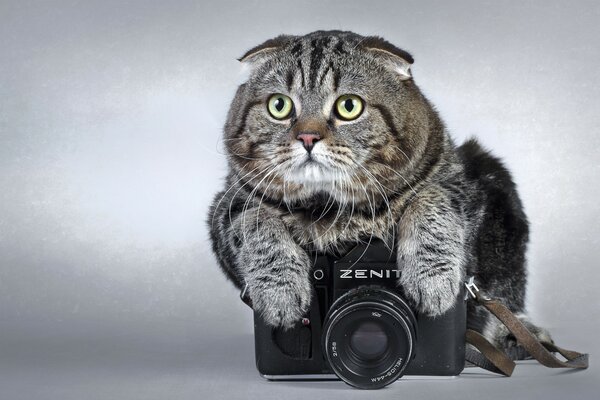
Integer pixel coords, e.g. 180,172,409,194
464,276,480,300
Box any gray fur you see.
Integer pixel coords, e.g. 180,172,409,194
207,30,550,350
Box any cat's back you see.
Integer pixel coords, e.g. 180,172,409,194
457,138,526,216
456,138,529,312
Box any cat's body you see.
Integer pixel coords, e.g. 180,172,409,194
208,31,550,350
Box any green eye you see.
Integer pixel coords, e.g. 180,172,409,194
267,94,294,119
335,94,364,121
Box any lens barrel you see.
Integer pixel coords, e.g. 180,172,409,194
322,287,417,389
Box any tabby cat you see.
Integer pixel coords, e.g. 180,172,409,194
207,30,551,350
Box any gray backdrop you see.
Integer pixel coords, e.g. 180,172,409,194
1,1,598,399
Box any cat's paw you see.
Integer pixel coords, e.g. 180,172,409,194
484,313,553,360
248,277,312,329
399,269,462,316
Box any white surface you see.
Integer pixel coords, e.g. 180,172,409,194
1,329,597,400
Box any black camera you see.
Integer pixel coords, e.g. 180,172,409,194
247,240,466,389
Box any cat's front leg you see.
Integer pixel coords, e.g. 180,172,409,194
232,210,312,329
396,185,466,316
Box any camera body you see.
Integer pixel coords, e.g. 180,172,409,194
251,240,466,389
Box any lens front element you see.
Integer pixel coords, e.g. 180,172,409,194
350,321,389,360
322,287,417,389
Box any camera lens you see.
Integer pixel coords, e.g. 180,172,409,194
322,287,417,389
350,321,389,360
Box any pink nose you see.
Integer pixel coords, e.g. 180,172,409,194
296,132,321,153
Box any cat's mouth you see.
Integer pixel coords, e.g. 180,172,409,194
300,156,319,166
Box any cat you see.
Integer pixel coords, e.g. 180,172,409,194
207,30,551,352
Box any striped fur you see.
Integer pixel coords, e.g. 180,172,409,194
207,31,550,349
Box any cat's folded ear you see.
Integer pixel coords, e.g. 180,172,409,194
238,35,292,65
360,36,414,80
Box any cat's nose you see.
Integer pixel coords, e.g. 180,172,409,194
296,132,321,153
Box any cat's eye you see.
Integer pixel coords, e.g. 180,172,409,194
267,94,294,120
335,94,364,121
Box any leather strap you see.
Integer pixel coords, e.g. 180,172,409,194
464,279,589,376
466,330,515,376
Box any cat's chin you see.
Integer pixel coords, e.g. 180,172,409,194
287,160,336,185
283,163,348,202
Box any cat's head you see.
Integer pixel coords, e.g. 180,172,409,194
223,31,440,206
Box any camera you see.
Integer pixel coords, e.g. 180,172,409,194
247,239,466,389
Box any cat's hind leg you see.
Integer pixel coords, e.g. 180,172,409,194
482,312,553,360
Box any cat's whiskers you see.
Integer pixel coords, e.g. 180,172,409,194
300,157,361,245
329,167,353,243
307,174,337,228
303,167,349,249
353,162,396,253
340,168,356,237
305,155,356,230
372,161,419,198
240,163,282,243
220,136,278,161
227,163,276,243
388,143,412,164
281,176,295,215
254,161,288,232
211,161,261,230
226,147,266,161
230,153,264,161
305,161,362,250
347,178,378,269
326,170,344,238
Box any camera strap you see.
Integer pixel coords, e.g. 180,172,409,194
463,278,589,376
